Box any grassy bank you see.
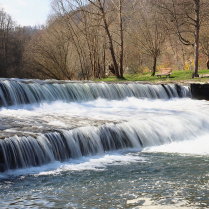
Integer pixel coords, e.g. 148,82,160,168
96,69,209,83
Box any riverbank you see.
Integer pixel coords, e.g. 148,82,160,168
96,69,209,84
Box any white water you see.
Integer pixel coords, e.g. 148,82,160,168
0,97,206,129
2,80,209,209
1,97,209,175
144,134,209,156
1,134,209,179
0,79,187,106
0,151,145,179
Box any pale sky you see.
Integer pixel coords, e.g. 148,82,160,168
0,0,51,26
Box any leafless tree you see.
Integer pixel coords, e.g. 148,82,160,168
0,8,14,77
128,2,166,76
72,0,107,79
200,28,209,69
51,0,91,79
153,0,209,77
85,0,125,78
24,22,76,80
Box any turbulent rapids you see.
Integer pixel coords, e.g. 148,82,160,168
0,79,193,172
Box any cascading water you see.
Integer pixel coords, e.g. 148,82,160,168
0,111,207,172
0,79,191,172
1,79,209,209
0,78,190,107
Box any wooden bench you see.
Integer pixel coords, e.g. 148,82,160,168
156,68,172,78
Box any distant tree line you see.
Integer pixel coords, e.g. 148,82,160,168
1,0,209,80
0,8,36,78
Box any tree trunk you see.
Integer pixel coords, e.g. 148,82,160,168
207,58,209,69
103,43,106,78
103,19,120,78
151,56,157,76
98,0,120,79
119,0,124,79
192,0,200,78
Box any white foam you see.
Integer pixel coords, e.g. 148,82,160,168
1,97,209,175
0,151,145,178
0,98,208,127
127,197,188,209
143,134,209,156
48,120,67,128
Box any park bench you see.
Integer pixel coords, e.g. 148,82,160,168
156,68,172,78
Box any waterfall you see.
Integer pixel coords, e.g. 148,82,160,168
0,112,206,172
0,79,190,107
0,78,194,172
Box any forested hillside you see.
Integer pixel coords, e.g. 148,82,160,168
1,0,209,79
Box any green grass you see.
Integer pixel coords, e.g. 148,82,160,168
94,69,209,83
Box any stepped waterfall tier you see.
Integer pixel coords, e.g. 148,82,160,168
1,79,209,208
0,112,207,172
0,79,190,107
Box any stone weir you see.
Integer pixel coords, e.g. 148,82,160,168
0,79,191,107
0,78,209,105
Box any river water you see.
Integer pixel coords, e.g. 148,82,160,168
0,82,209,208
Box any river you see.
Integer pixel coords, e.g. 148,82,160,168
0,80,208,208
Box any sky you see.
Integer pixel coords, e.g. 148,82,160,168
0,0,51,27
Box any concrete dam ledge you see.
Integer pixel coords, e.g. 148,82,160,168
190,84,209,100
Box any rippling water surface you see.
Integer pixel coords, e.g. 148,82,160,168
1,97,209,208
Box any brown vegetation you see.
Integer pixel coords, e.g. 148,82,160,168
1,0,209,80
